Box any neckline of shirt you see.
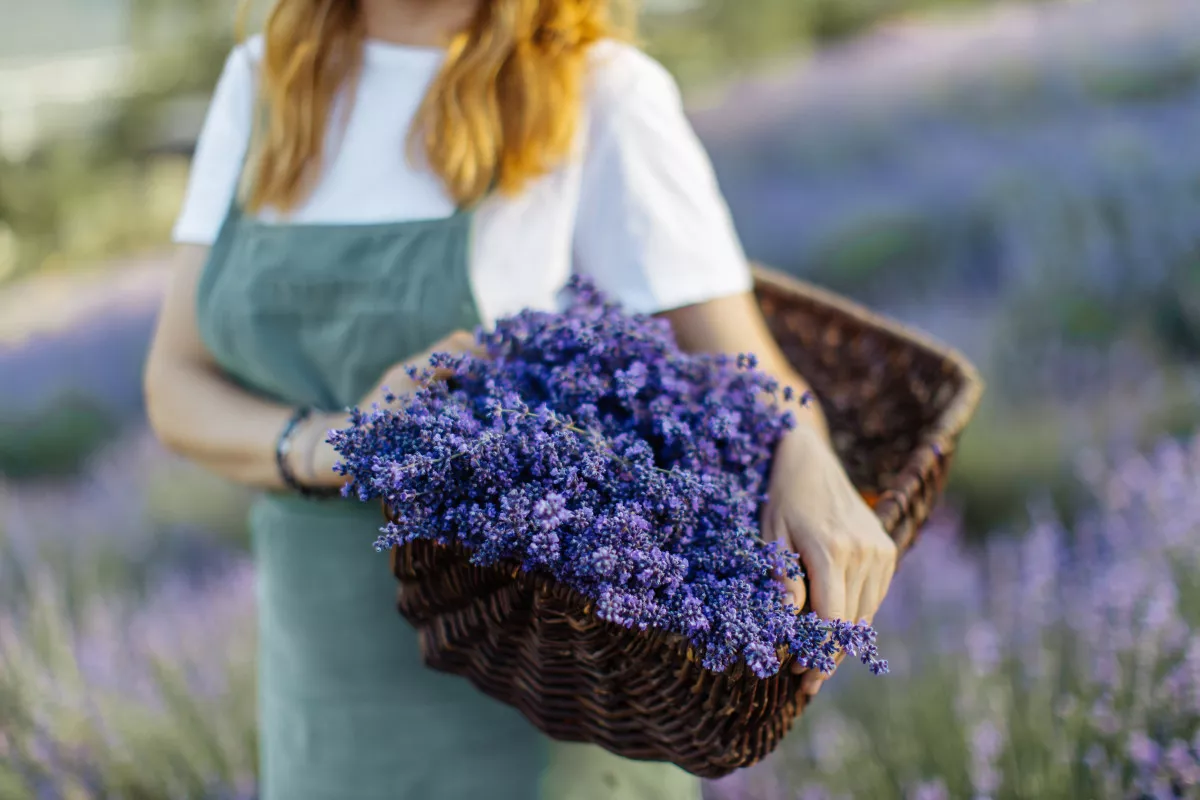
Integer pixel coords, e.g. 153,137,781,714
362,38,448,66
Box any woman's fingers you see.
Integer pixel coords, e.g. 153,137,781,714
783,568,808,675
858,526,897,623
805,540,896,693
422,329,481,369
805,549,848,625
802,568,861,695
402,330,482,383
775,517,809,614
857,552,896,628
843,563,868,627
434,329,482,355
761,508,807,612
800,551,847,695
761,509,814,676
765,512,812,675
367,330,482,408
783,569,807,625
804,553,866,688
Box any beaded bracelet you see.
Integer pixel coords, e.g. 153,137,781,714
276,407,341,498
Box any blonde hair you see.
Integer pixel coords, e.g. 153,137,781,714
239,0,633,213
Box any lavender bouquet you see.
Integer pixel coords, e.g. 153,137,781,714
330,277,885,680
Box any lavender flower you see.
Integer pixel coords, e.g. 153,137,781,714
908,780,950,800
331,276,885,679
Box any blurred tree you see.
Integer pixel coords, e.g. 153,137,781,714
99,0,238,160
0,0,1055,285
641,0,1056,88
0,0,238,284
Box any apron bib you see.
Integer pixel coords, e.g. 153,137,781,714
195,196,701,800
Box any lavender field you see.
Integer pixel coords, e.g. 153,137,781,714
4,428,1199,798
0,432,256,798
696,0,1200,422
706,436,1200,799
2,0,1200,796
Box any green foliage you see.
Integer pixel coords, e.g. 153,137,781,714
0,575,258,799
6,0,1188,537
0,0,1042,284
804,211,943,295
0,438,257,798
1152,255,1200,361
749,446,1200,799
0,0,236,284
642,0,1050,88
946,406,1087,539
0,394,120,479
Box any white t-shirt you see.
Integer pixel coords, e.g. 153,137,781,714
173,36,752,326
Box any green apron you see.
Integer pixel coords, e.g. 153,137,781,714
195,190,702,800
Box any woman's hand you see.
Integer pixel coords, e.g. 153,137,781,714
292,329,483,488
358,329,481,412
761,424,898,696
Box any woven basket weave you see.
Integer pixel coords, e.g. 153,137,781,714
385,265,983,778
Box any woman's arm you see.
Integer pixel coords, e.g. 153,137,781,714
657,291,830,440
662,291,896,696
143,245,343,490
144,246,477,490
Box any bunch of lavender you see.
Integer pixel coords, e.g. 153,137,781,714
330,277,885,679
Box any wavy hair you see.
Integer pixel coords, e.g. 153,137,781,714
239,0,633,213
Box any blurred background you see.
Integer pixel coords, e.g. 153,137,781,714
2,0,1199,797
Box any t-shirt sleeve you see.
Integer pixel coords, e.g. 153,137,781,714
571,47,753,315
171,42,257,245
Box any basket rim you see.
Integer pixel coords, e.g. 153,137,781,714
751,263,986,417
751,264,985,540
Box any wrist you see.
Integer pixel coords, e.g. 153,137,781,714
755,368,830,445
780,394,831,446
778,417,838,466
284,415,315,486
296,412,343,488
279,409,344,493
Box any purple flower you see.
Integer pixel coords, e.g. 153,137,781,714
1164,740,1200,787
331,276,882,678
907,779,950,800
1128,730,1160,770
964,622,1002,677
969,720,1004,796
532,492,571,531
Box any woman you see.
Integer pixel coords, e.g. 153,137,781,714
143,0,897,797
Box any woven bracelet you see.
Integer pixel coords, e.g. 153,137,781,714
276,407,341,498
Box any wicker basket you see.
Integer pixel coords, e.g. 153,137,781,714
385,265,983,778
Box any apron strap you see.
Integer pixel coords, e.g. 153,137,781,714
228,43,272,217
452,171,500,216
